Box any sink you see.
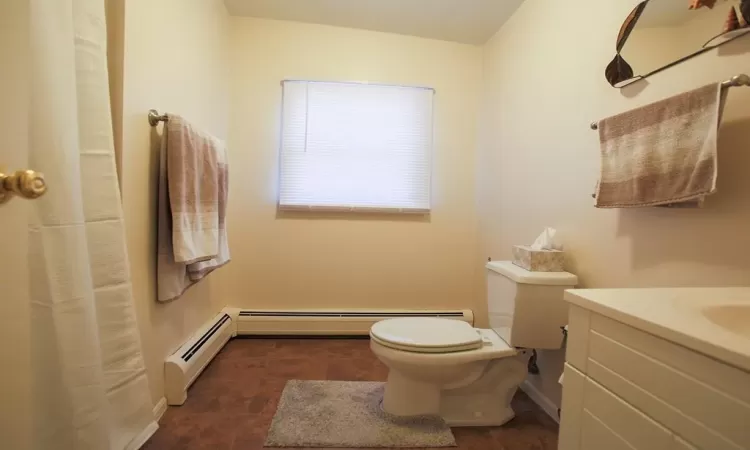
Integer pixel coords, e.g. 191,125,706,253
702,305,750,339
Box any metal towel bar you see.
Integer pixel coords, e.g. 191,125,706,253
590,74,750,130
148,109,168,126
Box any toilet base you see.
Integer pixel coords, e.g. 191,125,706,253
443,411,516,427
440,350,531,427
382,371,441,417
380,349,532,427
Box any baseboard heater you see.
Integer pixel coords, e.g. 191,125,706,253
163,308,473,406
164,312,234,405
235,309,474,335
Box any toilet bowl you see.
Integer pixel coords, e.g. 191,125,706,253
370,261,578,427
371,318,531,426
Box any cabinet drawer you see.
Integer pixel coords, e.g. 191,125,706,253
587,315,749,450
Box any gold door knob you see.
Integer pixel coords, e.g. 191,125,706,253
0,170,47,204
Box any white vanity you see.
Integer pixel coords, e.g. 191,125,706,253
559,288,750,450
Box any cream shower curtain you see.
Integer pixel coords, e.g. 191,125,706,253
29,0,157,449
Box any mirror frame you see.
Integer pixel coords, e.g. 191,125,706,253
606,0,750,88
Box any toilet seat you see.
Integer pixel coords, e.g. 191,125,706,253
370,318,483,353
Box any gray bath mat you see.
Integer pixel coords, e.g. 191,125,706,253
265,380,457,448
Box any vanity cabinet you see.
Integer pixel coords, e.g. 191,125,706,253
559,303,750,450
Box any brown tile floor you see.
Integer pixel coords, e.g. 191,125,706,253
143,338,559,450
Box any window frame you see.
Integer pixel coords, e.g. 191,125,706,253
277,79,435,214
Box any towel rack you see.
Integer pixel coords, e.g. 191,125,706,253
148,109,168,126
590,74,750,130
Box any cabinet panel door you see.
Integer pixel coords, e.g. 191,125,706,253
583,376,673,450
589,314,749,449
590,314,750,405
674,436,699,450
580,411,633,450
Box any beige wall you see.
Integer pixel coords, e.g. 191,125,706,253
217,18,484,315
117,0,230,404
479,0,750,409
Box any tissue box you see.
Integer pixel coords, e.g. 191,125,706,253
512,245,565,272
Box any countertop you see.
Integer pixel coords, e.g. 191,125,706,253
564,287,750,373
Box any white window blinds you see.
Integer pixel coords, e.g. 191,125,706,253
279,81,434,212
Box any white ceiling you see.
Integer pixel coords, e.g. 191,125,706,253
223,0,525,45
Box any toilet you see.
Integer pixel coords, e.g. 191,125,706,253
370,261,577,427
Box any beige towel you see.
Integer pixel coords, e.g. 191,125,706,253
166,116,221,263
186,156,230,283
595,83,727,208
157,115,230,302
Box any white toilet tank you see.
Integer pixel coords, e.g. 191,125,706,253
486,261,578,349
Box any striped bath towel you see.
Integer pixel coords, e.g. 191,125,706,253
595,83,728,208
157,115,230,302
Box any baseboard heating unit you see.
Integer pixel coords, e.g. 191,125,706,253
164,312,234,405
163,308,472,406
234,309,473,335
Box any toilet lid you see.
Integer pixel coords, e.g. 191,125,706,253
370,318,483,352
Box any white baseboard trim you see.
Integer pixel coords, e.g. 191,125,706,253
520,380,560,424
152,397,168,422
126,422,158,450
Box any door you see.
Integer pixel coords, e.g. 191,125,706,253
1,1,32,448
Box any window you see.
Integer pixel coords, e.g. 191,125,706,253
279,81,434,212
